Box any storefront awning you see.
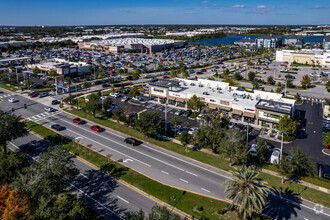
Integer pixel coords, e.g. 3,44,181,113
207,103,219,109
243,111,255,118
167,96,176,101
231,109,243,115
219,105,232,111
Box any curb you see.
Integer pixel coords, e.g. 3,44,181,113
322,149,330,156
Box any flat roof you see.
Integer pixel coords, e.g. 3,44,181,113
149,79,180,88
256,99,292,114
90,38,185,47
0,57,31,62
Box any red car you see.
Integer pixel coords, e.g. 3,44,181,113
72,117,86,124
200,69,207,72
90,125,103,132
325,145,329,149
280,64,287,67
196,72,203,75
162,75,169,79
30,92,40,98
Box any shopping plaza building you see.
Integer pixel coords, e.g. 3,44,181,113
276,49,330,67
78,38,187,54
149,79,295,128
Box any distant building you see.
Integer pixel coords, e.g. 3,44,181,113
78,38,187,54
0,40,33,48
27,60,91,76
276,49,330,67
234,38,256,47
285,36,303,48
256,35,283,48
324,36,330,50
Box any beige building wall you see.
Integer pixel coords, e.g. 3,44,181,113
290,53,315,65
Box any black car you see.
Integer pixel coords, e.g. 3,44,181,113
51,124,65,131
124,137,139,146
126,76,133,80
51,100,60,105
182,110,192,117
93,80,102,85
322,125,330,132
102,83,110,88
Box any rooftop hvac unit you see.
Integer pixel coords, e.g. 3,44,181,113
190,83,195,86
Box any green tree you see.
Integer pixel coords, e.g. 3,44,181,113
85,93,101,118
234,72,242,80
148,205,180,220
301,75,311,89
291,148,314,179
0,152,29,185
179,131,191,151
323,131,330,146
278,115,296,135
0,111,29,153
32,67,41,75
247,60,254,66
326,81,330,92
129,86,140,98
171,117,181,136
112,108,125,123
134,111,161,137
223,167,270,220
220,129,248,166
248,71,256,81
187,95,204,112
103,97,113,110
132,72,140,80
48,69,58,78
126,209,145,220
182,69,189,79
169,69,178,78
267,76,274,84
276,156,295,184
223,69,230,77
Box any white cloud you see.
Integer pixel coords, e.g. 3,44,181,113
306,5,326,10
256,5,267,9
231,4,245,8
200,0,209,3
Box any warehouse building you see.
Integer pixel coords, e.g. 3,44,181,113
276,49,330,67
78,38,187,54
149,78,295,128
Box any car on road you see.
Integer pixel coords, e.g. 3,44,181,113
109,93,120,98
72,117,86,124
44,107,56,112
8,98,18,103
51,124,65,131
124,137,139,146
270,148,281,164
29,92,40,98
51,100,60,105
182,110,192,117
90,125,103,132
174,110,184,116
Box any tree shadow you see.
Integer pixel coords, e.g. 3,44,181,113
100,163,129,179
19,139,55,158
263,188,302,220
68,168,126,219
45,134,71,145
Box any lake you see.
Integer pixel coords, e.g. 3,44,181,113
190,35,324,45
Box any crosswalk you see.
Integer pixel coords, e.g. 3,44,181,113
0,93,14,99
302,97,323,103
27,111,61,122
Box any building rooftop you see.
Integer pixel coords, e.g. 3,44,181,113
149,79,180,88
235,38,256,43
256,99,292,114
257,35,282,40
91,38,185,47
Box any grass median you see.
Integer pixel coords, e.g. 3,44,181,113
64,108,330,209
0,84,18,92
26,120,256,220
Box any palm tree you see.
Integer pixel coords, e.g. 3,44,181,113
223,167,270,220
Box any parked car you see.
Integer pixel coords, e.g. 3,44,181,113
90,125,103,132
229,122,236,129
121,96,129,102
319,164,330,179
124,137,139,146
188,127,198,135
182,110,192,117
44,107,56,112
270,148,281,164
109,93,120,98
132,96,142,101
51,100,60,105
8,98,18,103
102,83,110,88
174,110,184,116
72,117,86,124
106,106,121,112
51,124,65,131
39,92,49,98
249,144,259,157
30,92,40,98
177,126,188,135
162,75,169,79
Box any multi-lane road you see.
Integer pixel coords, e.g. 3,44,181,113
1,88,330,220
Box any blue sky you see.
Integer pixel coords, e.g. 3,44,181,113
1,0,329,26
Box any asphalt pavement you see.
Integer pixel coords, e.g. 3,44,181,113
1,88,330,220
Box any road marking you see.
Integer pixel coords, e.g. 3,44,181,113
79,173,89,179
179,178,189,183
186,171,198,176
161,170,169,175
123,159,133,163
117,196,129,204
155,105,163,110
201,188,210,193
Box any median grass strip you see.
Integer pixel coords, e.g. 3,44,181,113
65,109,330,209
0,84,18,92
26,121,252,220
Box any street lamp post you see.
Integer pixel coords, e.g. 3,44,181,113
280,131,284,159
165,98,168,133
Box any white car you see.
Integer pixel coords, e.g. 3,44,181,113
109,93,120,98
8,98,18,103
249,144,259,157
188,127,198,135
270,148,281,164
132,96,142,101
44,107,56,112
121,96,129,102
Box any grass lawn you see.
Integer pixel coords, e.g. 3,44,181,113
26,121,249,220
64,109,330,208
0,84,18,92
